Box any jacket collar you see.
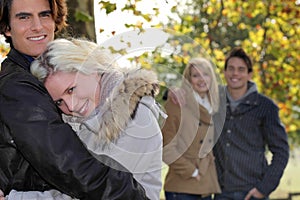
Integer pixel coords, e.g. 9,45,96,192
6,48,33,72
226,91,259,116
226,81,257,103
81,69,160,143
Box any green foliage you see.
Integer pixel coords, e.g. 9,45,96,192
75,10,93,22
99,1,117,15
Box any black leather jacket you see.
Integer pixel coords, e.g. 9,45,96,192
0,48,148,199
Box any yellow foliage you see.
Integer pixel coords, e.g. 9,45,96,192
184,15,193,22
173,24,182,32
238,23,247,30
278,102,288,113
249,29,264,44
290,86,299,95
181,26,193,34
222,9,228,16
141,61,151,69
213,49,225,61
200,32,207,38
182,43,192,52
0,47,9,59
289,124,298,132
207,7,214,15
173,55,183,63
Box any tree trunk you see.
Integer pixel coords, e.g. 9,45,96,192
63,0,96,42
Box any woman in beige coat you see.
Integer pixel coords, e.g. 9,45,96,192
162,58,221,200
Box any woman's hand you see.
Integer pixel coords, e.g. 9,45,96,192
168,87,186,106
0,189,5,200
195,174,201,181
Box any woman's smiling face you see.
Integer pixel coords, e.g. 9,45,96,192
190,66,211,98
44,71,101,117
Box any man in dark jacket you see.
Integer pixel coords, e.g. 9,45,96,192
0,0,148,199
213,47,289,200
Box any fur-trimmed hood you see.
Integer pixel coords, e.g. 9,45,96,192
65,68,163,144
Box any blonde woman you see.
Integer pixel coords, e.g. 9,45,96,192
2,38,165,200
162,58,221,200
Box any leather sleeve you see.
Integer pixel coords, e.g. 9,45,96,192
0,70,148,199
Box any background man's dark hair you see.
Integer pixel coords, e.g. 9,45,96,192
224,47,253,73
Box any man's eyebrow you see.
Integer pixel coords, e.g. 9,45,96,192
15,12,32,17
39,10,52,15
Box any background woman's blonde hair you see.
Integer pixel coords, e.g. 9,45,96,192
182,57,220,113
31,38,118,82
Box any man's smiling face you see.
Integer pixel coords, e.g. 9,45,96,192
5,0,55,57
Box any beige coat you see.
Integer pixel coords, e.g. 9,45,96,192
162,89,221,195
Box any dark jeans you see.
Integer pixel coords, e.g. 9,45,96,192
214,191,269,200
165,192,212,200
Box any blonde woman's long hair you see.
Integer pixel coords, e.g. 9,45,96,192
182,57,220,113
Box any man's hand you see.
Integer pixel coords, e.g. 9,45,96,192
168,87,186,106
244,188,265,200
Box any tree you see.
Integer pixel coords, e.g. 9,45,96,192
98,0,300,146
64,0,96,41
164,0,300,146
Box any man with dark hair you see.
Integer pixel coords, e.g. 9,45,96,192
0,0,148,199
213,47,289,200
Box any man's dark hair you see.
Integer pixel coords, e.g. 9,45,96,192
224,47,253,73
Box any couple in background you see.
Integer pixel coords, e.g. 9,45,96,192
163,47,289,200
